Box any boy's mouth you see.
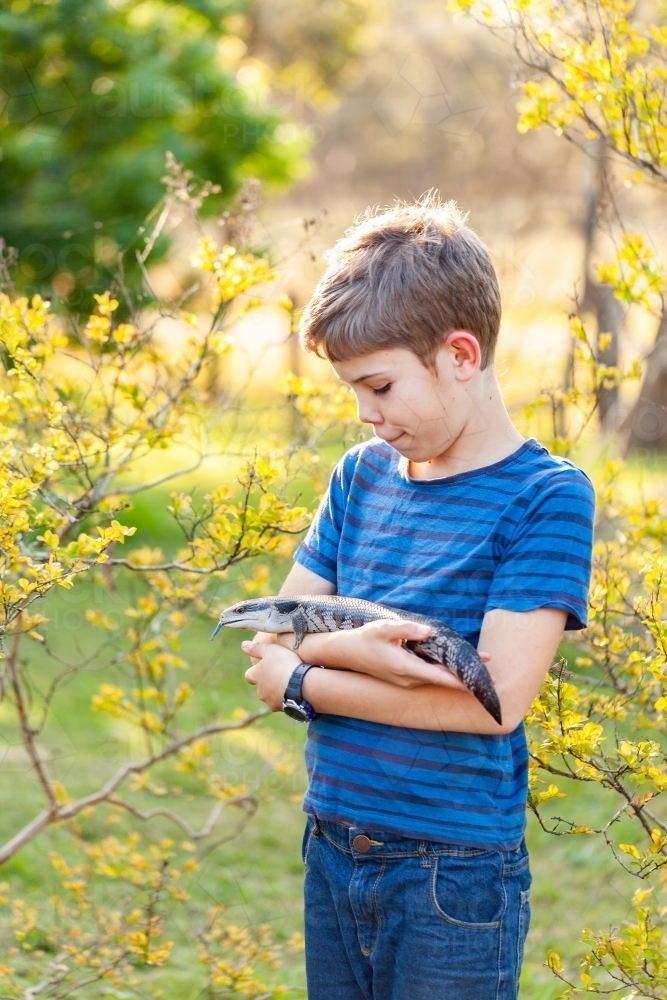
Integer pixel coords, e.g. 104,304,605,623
381,432,406,445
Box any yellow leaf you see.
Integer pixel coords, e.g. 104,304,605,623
52,781,70,803
546,949,563,973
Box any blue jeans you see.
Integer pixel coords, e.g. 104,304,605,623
302,816,531,1000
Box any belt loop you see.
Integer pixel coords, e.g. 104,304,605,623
419,840,430,868
312,815,322,837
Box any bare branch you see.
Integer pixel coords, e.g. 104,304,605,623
6,626,58,812
0,709,269,865
106,780,261,840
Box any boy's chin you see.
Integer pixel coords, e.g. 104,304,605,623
395,441,446,463
392,441,427,461
379,433,442,463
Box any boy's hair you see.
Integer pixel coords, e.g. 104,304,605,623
299,193,501,371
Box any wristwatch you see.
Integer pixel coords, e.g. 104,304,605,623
282,662,323,722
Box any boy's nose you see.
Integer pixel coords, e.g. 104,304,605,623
357,402,383,425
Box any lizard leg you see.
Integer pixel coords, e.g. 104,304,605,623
291,610,309,650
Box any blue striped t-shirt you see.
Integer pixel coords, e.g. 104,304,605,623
294,437,595,851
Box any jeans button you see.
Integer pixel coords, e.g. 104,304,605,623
353,835,371,853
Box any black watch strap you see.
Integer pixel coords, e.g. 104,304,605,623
284,662,322,702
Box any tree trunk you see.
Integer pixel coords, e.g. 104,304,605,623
580,145,623,431
592,283,623,428
624,313,667,454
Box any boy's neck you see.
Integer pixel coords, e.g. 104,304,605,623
408,369,525,481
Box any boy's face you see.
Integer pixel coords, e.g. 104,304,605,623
331,335,483,464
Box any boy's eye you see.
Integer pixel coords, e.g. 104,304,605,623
372,384,391,396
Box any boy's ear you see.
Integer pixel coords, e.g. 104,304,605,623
442,329,481,378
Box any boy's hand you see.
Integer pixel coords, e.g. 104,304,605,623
243,640,301,711
325,620,478,690
252,621,489,691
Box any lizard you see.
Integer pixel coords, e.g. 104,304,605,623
211,594,502,725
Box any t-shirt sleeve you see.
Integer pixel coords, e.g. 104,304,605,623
485,467,596,630
293,449,356,587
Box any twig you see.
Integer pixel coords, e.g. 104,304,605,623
106,787,255,840
0,710,269,865
6,624,58,811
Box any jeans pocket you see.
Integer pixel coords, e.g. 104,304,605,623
430,852,505,928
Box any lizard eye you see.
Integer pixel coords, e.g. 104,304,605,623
234,601,260,613
274,599,299,614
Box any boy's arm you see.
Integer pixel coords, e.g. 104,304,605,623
279,561,337,597
244,605,567,734
252,562,474,691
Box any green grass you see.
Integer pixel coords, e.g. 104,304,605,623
0,568,648,999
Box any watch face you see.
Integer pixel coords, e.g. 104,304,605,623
283,699,309,722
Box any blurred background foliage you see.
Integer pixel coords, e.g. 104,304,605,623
1,0,667,997
0,0,308,309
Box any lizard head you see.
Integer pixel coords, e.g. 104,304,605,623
210,597,300,638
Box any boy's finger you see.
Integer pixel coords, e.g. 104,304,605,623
376,620,431,641
252,631,277,643
433,669,468,691
391,649,468,689
242,640,265,657
416,663,468,690
398,662,468,690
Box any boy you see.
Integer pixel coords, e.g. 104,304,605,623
243,195,595,1000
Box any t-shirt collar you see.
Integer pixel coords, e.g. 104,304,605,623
393,437,543,487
